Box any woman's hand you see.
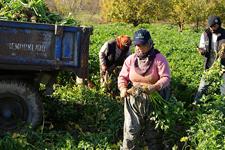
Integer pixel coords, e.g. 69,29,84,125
146,84,157,93
135,83,157,94
101,64,107,73
197,47,206,55
120,88,128,98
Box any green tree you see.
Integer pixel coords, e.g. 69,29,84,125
110,0,141,26
184,0,208,31
99,0,113,22
169,0,189,31
136,0,171,22
206,0,225,19
99,0,225,30
101,0,171,26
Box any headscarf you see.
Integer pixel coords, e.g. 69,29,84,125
134,47,160,75
116,35,132,50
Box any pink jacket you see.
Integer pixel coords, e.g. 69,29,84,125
118,53,170,90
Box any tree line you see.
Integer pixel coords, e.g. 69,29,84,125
100,0,225,31
46,0,225,31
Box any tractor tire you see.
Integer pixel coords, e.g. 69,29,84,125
0,80,43,131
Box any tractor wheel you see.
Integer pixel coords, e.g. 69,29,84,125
0,80,43,131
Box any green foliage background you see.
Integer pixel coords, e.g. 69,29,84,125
0,0,225,149
100,0,225,31
89,23,202,102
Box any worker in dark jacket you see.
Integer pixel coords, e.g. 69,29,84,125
194,15,225,103
99,35,132,92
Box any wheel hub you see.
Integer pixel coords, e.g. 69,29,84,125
0,93,28,130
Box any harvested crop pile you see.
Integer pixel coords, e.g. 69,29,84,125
0,0,78,25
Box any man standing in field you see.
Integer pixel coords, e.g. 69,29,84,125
99,35,132,93
194,15,225,103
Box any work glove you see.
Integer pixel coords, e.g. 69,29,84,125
120,88,127,98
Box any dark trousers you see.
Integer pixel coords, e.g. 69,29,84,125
122,86,170,150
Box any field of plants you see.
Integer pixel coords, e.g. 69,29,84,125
1,0,225,150
0,22,224,149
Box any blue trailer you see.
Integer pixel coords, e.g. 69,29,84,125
0,20,92,130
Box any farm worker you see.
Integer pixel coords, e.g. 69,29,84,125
193,15,225,104
99,35,132,93
118,29,171,149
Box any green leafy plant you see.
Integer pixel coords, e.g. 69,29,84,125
0,0,78,25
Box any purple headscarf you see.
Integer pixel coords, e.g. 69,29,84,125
134,48,160,75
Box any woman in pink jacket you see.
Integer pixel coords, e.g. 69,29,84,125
118,29,171,149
